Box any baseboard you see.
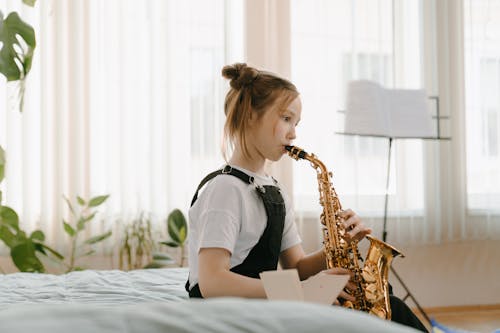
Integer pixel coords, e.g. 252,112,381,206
419,304,500,314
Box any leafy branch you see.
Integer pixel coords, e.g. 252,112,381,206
61,194,112,272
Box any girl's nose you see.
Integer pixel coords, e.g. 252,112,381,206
288,127,296,140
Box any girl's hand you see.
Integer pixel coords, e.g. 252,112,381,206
338,209,372,242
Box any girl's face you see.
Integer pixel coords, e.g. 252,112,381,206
248,96,302,162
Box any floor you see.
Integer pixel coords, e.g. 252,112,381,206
415,305,500,333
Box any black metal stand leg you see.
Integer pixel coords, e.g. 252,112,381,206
383,138,431,327
382,137,393,243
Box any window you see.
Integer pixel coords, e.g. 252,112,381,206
290,0,425,216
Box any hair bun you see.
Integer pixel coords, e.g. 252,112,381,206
222,63,259,90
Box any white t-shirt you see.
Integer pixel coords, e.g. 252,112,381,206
187,165,302,289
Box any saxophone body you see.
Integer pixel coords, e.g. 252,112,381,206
285,145,403,320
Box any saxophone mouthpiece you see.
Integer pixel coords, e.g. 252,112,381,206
285,145,307,160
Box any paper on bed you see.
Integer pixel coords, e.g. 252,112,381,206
260,269,349,305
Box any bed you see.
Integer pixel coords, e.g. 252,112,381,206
0,267,421,332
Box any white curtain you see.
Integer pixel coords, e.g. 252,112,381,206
0,0,243,251
464,0,500,233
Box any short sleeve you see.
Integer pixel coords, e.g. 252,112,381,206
197,209,240,253
191,176,244,255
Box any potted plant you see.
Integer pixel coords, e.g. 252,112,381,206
159,209,188,267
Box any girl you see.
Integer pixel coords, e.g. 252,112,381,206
186,63,427,332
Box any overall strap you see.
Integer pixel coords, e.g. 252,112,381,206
190,165,255,206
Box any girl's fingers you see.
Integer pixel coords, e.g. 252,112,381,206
323,267,353,278
345,281,357,292
338,290,356,302
347,225,372,241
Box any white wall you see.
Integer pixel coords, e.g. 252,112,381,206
391,240,500,308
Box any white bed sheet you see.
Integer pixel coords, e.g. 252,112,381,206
0,267,188,307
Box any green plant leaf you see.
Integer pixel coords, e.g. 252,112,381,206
18,229,27,238
11,241,44,272
22,0,37,7
0,225,16,247
144,261,173,269
35,242,64,260
167,209,187,244
63,221,76,237
77,218,85,231
33,241,46,254
0,11,36,81
63,196,75,215
0,205,20,230
77,196,86,206
152,253,173,261
84,230,112,245
159,240,179,248
82,211,97,223
80,249,95,257
88,195,109,207
29,229,45,241
178,226,186,244
0,145,5,184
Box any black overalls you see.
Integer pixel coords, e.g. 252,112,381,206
185,165,286,298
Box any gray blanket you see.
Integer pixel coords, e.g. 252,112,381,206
0,268,420,332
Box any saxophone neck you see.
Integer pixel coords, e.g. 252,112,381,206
285,145,328,174
286,145,342,212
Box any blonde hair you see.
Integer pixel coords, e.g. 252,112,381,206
221,63,299,160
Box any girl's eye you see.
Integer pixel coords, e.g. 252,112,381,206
283,116,291,122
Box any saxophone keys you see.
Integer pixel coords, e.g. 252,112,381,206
370,307,387,319
364,283,382,302
362,265,377,283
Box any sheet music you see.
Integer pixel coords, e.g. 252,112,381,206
345,80,434,138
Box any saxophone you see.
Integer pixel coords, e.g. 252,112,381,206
285,145,403,320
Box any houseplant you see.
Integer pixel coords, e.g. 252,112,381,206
0,0,41,272
118,212,156,270
159,209,188,267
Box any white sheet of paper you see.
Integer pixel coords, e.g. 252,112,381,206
301,273,349,305
260,269,303,301
260,269,349,305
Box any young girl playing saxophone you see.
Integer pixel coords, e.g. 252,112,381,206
185,63,427,332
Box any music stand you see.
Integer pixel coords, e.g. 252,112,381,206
337,81,451,326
